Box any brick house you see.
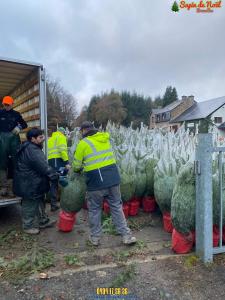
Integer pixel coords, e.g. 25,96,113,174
149,96,195,131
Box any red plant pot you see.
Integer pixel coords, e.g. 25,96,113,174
163,212,174,233
172,229,194,254
142,196,157,213
58,210,76,232
191,226,220,247
103,201,110,215
130,196,142,205
213,225,219,247
129,200,140,216
191,230,196,246
122,203,130,218
222,225,225,244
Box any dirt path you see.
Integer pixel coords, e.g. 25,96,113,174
1,205,225,300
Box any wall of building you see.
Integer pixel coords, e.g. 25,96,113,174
210,105,225,140
149,113,155,129
210,105,225,124
171,96,195,120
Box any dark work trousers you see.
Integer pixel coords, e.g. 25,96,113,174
48,158,65,208
22,195,49,229
49,179,59,208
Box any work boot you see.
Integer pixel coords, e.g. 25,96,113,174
122,235,137,245
24,228,40,235
88,236,100,246
39,218,57,229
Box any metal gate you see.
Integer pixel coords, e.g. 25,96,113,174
195,133,225,262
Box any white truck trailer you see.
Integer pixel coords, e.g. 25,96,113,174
0,57,47,207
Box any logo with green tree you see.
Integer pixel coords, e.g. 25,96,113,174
172,1,180,12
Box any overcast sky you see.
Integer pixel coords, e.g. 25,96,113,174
0,0,224,111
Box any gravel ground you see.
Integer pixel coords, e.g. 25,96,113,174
1,255,225,300
1,204,225,300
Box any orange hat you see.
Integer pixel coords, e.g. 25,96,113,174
2,96,14,105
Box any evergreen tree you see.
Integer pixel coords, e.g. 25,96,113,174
152,96,163,108
162,86,178,107
171,1,179,12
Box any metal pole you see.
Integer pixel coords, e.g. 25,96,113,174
219,151,223,247
195,133,213,263
39,67,48,157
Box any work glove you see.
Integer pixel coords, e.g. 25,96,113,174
49,173,59,182
65,164,71,170
59,176,69,187
12,126,21,135
47,168,59,182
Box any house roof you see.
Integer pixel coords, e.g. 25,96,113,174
171,96,225,123
152,100,182,114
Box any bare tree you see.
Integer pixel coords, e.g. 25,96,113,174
93,91,127,128
46,75,78,130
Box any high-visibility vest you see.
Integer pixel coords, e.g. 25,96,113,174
73,132,116,172
48,131,69,162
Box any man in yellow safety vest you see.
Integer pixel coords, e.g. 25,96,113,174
73,121,136,246
48,127,70,211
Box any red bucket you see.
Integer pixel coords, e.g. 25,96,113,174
58,210,76,232
191,226,219,247
191,230,196,246
163,212,173,233
103,201,110,215
122,203,130,218
129,200,140,216
130,196,142,206
142,196,156,213
222,225,225,244
213,225,219,247
172,229,194,254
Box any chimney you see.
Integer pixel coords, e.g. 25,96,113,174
188,95,194,102
182,95,187,101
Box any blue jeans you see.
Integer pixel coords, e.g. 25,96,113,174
87,185,131,238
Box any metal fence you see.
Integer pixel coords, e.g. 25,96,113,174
195,133,225,262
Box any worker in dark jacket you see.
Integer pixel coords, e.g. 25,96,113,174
13,127,58,235
0,96,27,196
73,121,136,246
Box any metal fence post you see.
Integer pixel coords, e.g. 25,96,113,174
195,133,213,263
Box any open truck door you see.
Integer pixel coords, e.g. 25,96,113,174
0,57,47,207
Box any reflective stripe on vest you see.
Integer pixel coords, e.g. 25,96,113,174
83,155,115,167
48,136,67,158
82,138,114,166
83,138,113,160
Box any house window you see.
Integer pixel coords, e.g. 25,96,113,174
214,117,222,124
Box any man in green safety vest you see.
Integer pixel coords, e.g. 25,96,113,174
73,121,136,246
48,127,70,211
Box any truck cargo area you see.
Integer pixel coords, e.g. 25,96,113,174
0,57,47,206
